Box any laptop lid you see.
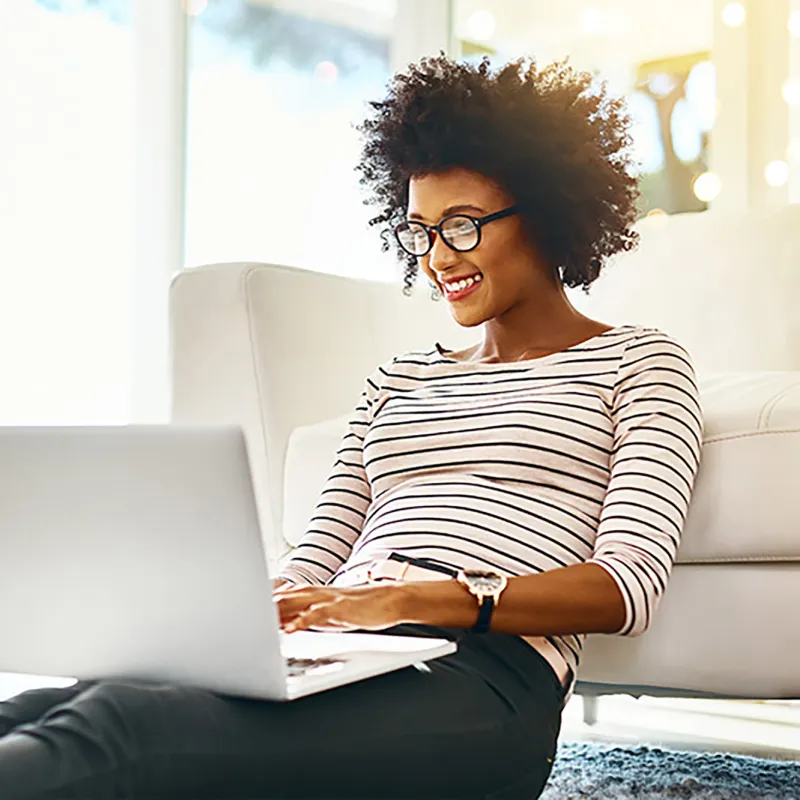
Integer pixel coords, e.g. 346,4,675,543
0,425,287,700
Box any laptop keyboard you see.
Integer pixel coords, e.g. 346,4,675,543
284,655,346,678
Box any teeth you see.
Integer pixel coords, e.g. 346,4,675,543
444,273,482,293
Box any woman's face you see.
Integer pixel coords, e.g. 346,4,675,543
407,167,546,328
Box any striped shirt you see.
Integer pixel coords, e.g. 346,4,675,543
279,324,704,683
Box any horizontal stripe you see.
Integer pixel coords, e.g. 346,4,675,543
279,324,703,684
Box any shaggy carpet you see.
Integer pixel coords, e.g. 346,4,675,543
542,742,800,799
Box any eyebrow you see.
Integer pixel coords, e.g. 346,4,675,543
408,204,487,222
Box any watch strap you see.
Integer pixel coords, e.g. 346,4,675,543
385,554,499,633
386,551,458,577
472,595,495,634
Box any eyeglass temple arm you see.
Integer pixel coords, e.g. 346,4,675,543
479,205,519,225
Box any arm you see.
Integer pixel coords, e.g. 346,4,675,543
277,564,625,634
277,332,703,638
396,562,626,633
276,359,395,587
396,332,704,636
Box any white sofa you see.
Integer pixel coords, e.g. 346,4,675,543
170,206,800,699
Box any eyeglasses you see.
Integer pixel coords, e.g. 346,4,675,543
393,205,519,257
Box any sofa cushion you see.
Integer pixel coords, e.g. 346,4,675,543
570,206,800,374
283,372,800,563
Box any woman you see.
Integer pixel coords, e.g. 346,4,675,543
0,55,703,799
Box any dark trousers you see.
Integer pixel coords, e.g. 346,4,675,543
0,625,564,799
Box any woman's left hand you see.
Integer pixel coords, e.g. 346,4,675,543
274,583,410,633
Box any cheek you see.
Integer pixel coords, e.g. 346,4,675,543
473,229,526,279
465,248,495,279
418,257,435,282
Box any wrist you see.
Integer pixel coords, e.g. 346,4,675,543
395,580,479,627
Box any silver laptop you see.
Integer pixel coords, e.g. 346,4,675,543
0,426,456,701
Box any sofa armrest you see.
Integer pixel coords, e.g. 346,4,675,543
169,262,472,565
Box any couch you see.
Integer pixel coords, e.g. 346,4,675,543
170,206,800,699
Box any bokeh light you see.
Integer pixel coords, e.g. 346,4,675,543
645,208,670,230
579,8,606,36
671,98,704,165
764,160,790,188
781,79,800,106
467,10,497,41
685,61,717,133
314,61,339,83
693,171,722,202
721,3,746,28
627,91,665,174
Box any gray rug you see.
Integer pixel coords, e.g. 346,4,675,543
542,742,800,799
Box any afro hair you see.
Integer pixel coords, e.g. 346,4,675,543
356,54,641,296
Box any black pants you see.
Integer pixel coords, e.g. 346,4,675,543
0,625,564,799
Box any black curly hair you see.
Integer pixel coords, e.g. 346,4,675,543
356,53,641,297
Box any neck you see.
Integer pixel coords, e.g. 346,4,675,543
476,280,594,362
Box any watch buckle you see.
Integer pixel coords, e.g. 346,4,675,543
366,559,409,583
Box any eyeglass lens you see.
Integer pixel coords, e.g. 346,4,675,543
397,215,479,255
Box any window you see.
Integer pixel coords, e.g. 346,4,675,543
454,0,716,216
185,0,399,281
0,0,134,424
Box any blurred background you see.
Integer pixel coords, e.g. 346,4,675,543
3,0,800,424
2,0,799,755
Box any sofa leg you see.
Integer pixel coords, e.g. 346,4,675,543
582,695,599,726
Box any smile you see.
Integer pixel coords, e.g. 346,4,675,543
442,273,483,301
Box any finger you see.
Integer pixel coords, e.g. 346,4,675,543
275,591,327,617
283,603,348,633
275,590,344,626
277,600,314,627
280,601,330,631
287,596,358,631
273,586,314,601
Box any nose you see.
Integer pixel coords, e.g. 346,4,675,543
428,230,459,274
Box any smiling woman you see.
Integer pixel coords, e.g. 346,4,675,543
272,52,701,800
0,50,702,800
357,56,640,301
354,55,640,361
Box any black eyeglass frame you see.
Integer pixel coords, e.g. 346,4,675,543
394,205,519,257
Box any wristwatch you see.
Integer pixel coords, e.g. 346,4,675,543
371,553,508,634
456,569,508,634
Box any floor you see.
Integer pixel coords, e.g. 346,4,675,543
560,695,800,761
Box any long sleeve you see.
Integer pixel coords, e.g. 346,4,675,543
277,358,394,586
589,330,704,637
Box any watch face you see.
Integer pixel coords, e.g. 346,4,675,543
463,570,505,593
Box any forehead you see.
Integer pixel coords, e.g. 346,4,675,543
407,168,511,216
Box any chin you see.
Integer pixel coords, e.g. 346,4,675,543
448,300,492,327
451,311,488,328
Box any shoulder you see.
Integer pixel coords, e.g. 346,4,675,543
616,326,696,378
611,326,701,420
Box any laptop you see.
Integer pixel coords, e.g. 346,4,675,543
0,426,456,701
